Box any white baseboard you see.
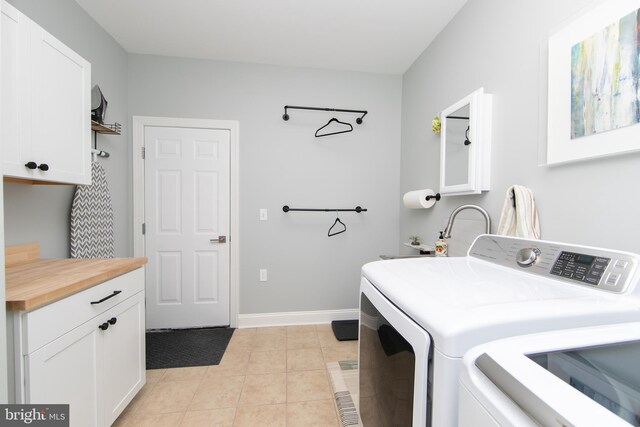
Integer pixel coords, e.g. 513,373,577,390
237,309,359,329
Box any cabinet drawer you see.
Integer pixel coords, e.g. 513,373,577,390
22,268,144,354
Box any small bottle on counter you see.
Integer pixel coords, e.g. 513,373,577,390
435,231,448,257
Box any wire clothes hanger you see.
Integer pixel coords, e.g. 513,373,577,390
328,210,346,237
315,118,353,138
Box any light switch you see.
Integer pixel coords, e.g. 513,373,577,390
260,269,268,282
260,209,268,221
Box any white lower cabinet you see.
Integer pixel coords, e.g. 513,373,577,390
13,268,145,427
26,317,101,426
102,293,145,426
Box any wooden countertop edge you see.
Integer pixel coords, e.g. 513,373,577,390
6,258,148,312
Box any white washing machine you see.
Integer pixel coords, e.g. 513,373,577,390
459,322,640,426
359,235,640,426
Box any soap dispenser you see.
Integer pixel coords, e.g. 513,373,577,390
435,231,448,257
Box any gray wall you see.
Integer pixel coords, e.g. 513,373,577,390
4,0,130,258
128,56,402,313
400,0,640,255
12,0,630,318
1,0,401,315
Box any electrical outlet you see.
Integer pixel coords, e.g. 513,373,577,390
259,269,268,282
260,209,268,221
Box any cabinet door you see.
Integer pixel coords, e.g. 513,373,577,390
1,1,32,179
29,23,91,184
25,318,102,427
102,291,145,426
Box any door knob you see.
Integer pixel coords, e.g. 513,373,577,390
98,322,109,331
37,163,49,171
108,317,117,325
210,236,227,243
24,162,37,170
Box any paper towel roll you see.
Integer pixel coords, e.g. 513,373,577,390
403,189,437,209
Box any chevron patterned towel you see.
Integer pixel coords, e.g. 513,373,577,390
70,162,115,258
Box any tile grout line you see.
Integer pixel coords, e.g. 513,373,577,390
180,366,207,423
120,325,356,426
285,356,288,427
122,376,159,422
237,364,249,408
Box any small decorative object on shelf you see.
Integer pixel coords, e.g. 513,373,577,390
402,242,435,255
410,235,422,246
431,116,441,134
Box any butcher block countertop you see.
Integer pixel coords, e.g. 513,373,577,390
5,243,147,311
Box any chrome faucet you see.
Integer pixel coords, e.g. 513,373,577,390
443,205,491,238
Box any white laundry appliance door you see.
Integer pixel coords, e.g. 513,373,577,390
460,323,640,427
144,126,230,329
359,277,432,426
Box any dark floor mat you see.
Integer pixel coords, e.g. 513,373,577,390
332,320,358,341
146,327,235,369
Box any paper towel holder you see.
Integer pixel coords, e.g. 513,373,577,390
426,193,441,202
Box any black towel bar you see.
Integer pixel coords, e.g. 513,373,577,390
282,205,367,213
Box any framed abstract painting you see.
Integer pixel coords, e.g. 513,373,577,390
547,0,640,165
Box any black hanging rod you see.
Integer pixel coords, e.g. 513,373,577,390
283,205,367,213
283,105,368,124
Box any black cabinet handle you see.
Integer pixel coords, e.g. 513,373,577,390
108,317,117,325
90,290,122,305
99,322,109,331
24,162,37,170
37,163,49,171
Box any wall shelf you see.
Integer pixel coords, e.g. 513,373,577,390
403,242,435,253
91,120,121,135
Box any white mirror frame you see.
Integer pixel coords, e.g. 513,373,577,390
439,87,492,196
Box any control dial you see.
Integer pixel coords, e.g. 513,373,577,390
516,248,539,267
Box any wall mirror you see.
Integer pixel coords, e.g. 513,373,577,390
439,87,492,196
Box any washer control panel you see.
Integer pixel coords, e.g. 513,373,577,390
468,235,639,293
516,247,540,267
550,252,610,286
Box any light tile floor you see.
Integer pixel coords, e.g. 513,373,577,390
114,324,358,427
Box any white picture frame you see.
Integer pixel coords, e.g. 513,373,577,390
547,0,640,165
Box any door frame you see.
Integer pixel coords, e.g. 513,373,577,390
132,116,239,328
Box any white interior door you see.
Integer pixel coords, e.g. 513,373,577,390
144,126,230,329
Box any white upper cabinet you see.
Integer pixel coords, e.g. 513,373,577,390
439,88,492,196
1,1,91,185
1,2,31,178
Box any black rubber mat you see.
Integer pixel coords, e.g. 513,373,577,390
331,320,359,341
146,327,234,369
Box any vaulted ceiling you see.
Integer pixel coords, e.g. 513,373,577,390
75,0,467,74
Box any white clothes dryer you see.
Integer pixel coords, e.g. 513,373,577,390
359,235,640,426
458,322,640,426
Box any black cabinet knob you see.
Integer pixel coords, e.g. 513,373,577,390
108,317,117,325
37,163,49,171
24,162,37,170
99,322,109,331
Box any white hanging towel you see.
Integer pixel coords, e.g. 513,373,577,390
497,185,540,239
70,162,115,258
